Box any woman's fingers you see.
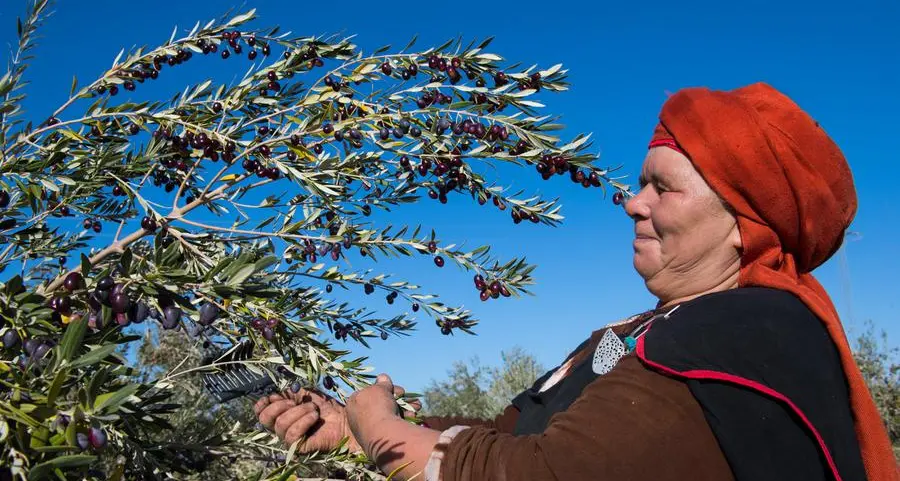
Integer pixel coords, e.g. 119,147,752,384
400,400,422,418
283,411,322,446
253,398,269,417
274,403,318,441
253,393,287,417
258,399,297,430
284,387,331,406
393,384,422,414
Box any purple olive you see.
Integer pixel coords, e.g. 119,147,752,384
162,306,182,330
198,302,219,326
130,302,149,324
3,330,21,349
261,327,275,341
88,427,107,449
96,276,115,291
63,272,84,292
53,296,72,314
87,292,102,312
110,292,130,313
24,338,39,355
97,289,112,307
32,343,50,360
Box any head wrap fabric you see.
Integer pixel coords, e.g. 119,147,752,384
649,82,897,480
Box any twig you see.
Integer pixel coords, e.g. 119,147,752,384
114,220,125,243
165,226,209,261
38,227,144,294
0,243,14,262
173,217,319,242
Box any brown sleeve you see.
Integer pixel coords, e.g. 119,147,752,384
439,355,734,481
420,404,520,433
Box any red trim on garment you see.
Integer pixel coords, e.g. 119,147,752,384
648,138,686,155
635,334,843,481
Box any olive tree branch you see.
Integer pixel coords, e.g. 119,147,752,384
0,0,51,165
38,227,141,295
48,28,259,121
39,171,248,294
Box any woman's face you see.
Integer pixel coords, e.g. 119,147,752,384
624,147,742,304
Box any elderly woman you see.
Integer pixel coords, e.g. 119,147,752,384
254,83,897,481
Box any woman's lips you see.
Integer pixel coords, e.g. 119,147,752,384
633,234,656,249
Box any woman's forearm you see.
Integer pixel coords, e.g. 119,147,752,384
358,416,441,480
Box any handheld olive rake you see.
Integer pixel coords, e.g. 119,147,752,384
199,340,280,403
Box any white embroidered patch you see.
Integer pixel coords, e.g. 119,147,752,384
592,328,627,375
603,313,642,328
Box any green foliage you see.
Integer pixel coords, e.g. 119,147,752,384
422,347,545,418
851,321,899,460
133,328,275,480
0,1,626,478
486,346,545,409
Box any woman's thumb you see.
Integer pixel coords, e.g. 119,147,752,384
375,373,393,390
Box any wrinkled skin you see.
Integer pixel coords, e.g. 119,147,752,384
253,381,420,454
624,147,742,306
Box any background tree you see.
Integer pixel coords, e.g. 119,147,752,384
851,321,899,461
486,346,546,412
423,346,545,418
0,1,628,479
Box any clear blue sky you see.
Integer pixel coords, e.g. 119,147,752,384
1,0,897,393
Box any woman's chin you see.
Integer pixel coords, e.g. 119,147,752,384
632,257,657,281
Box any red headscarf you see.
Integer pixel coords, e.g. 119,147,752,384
649,82,897,480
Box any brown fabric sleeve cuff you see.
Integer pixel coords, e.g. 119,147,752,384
424,426,471,481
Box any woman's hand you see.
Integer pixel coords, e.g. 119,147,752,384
254,379,420,454
345,374,440,479
254,387,361,454
345,374,403,454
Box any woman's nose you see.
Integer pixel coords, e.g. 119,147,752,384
623,189,649,219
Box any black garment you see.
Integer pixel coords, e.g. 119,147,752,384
510,310,659,435
507,287,865,480
641,287,866,481
510,334,596,435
